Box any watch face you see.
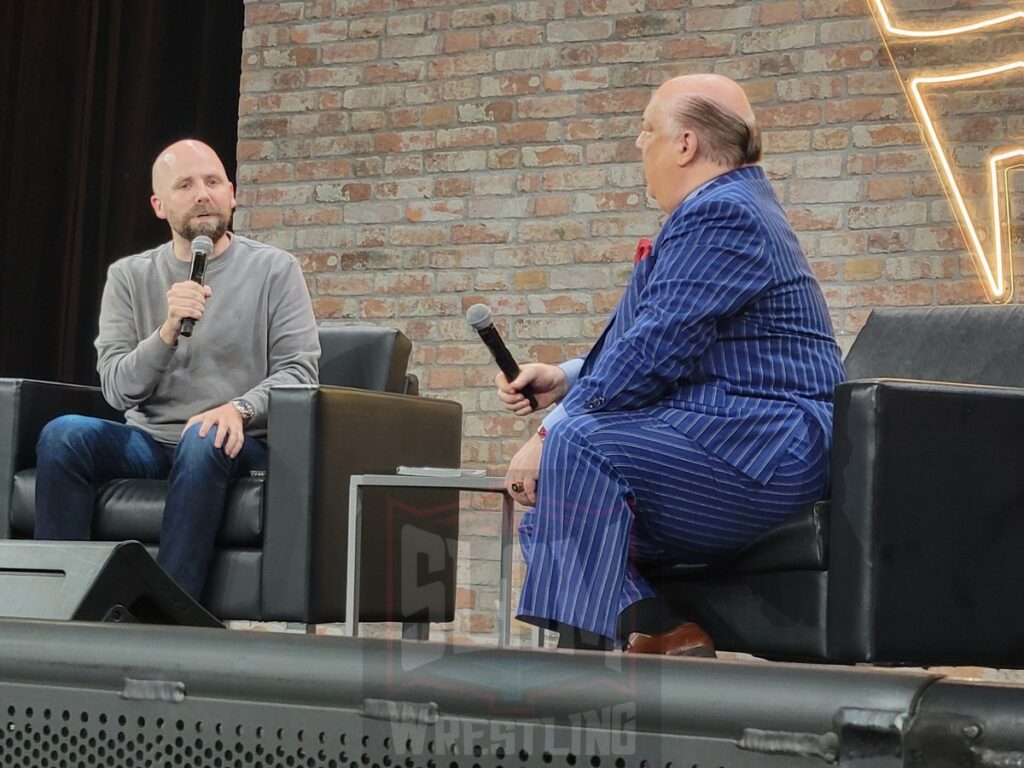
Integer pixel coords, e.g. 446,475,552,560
232,399,254,420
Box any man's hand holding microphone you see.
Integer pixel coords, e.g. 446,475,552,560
467,303,571,507
495,363,569,415
496,363,569,507
159,235,213,346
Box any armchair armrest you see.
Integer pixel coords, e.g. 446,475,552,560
261,385,463,623
0,379,121,537
827,378,1024,665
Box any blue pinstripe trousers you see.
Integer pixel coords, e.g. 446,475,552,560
516,408,829,641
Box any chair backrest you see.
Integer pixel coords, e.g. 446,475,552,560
316,326,412,393
844,305,1024,386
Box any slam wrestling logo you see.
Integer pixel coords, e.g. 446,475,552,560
354,494,648,760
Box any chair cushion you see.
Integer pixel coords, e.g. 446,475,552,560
11,470,263,547
844,305,1024,386
317,325,411,392
640,500,829,580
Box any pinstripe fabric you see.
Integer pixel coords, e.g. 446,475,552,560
517,165,845,640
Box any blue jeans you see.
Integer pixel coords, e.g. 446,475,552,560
34,415,267,601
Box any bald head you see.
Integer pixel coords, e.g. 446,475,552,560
636,73,762,213
149,139,236,253
656,74,755,125
151,140,227,197
653,74,761,169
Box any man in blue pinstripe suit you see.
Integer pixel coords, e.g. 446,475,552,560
497,74,845,654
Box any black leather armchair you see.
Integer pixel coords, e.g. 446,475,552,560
643,305,1024,667
0,326,464,624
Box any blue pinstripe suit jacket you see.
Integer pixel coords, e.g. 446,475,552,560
559,165,845,484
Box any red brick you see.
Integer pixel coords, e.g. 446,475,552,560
759,1,800,25
848,202,928,229
803,45,878,72
802,0,864,19
316,274,375,295
596,41,664,64
686,7,755,31
565,119,604,140
419,104,453,127
245,4,303,24
825,97,906,124
405,200,465,222
436,126,497,148
434,177,472,197
518,219,588,242
488,149,519,169
581,89,648,115
614,12,680,38
762,130,811,153
843,258,884,281
518,96,579,119
443,30,479,53
311,298,356,318
740,25,817,54
428,52,493,79
664,35,736,59
451,223,512,244
498,122,561,144
246,209,281,230
282,207,342,226
544,68,610,91
451,5,511,27
867,178,910,201
534,196,573,217
480,74,543,97
480,26,544,48
547,19,614,42
321,40,378,64
858,284,935,307
787,207,842,231
775,76,843,102
289,20,348,44
758,103,821,128
522,146,583,167
363,61,424,84
936,280,988,305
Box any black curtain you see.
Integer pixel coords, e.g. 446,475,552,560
0,0,244,384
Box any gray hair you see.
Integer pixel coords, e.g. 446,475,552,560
671,95,762,168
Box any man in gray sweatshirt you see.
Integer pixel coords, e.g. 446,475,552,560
33,139,320,602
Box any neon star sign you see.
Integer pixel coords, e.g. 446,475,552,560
869,1,1024,302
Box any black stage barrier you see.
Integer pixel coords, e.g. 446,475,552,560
0,540,221,627
0,619,1022,766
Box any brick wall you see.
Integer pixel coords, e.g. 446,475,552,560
236,0,1015,643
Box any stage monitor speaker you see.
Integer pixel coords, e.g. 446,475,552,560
0,540,222,628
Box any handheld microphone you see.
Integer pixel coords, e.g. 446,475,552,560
466,303,539,411
179,235,213,338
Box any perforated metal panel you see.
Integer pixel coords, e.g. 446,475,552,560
0,620,945,768
0,681,804,768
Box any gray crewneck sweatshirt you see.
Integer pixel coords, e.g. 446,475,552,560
95,234,320,444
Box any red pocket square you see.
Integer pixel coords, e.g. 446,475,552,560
634,237,652,264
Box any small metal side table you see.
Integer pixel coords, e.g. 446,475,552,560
345,473,516,647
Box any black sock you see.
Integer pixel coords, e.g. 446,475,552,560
555,624,615,651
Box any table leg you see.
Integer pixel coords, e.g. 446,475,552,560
497,492,514,648
344,478,363,638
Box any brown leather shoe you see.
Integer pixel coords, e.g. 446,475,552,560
625,622,716,658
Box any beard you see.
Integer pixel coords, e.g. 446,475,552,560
174,208,231,243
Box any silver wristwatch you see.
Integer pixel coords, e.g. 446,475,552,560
230,398,255,425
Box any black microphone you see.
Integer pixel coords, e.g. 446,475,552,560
466,303,539,411
179,235,213,338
